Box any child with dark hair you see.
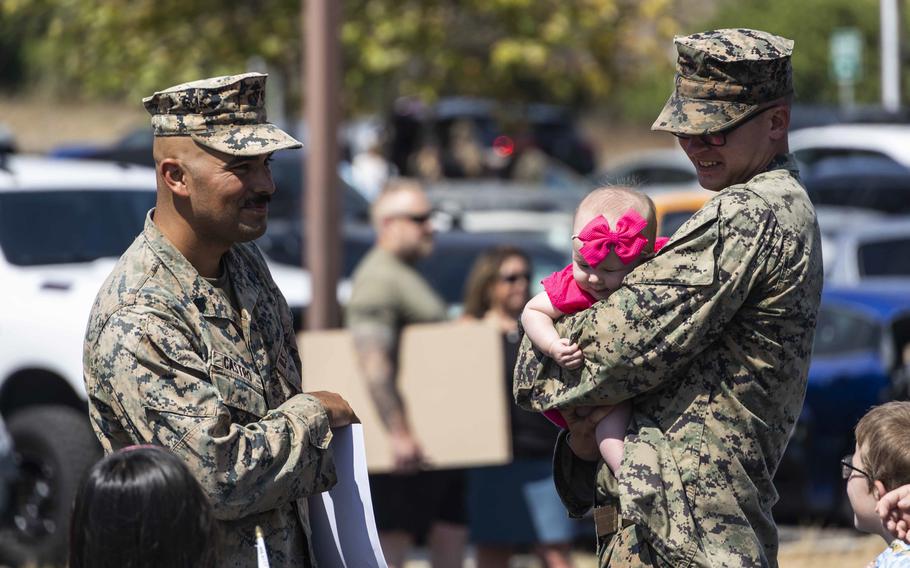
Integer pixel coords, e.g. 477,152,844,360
69,445,219,568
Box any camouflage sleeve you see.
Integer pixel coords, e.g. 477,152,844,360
93,307,336,521
552,429,599,517
515,194,781,411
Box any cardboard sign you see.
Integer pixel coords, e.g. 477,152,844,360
300,321,512,473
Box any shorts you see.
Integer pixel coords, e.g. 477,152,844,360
467,459,580,546
369,468,467,540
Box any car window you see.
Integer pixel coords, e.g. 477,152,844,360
268,154,371,223
628,167,697,186
813,305,881,356
858,238,910,277
806,182,910,214
0,190,155,265
802,155,910,214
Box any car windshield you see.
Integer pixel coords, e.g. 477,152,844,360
803,156,910,214
858,238,910,277
0,190,154,266
812,305,881,356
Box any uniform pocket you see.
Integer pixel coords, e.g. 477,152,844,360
210,351,268,418
626,201,719,287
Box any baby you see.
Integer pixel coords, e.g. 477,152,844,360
846,401,910,567
521,186,666,473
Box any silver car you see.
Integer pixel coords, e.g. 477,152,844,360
819,211,910,285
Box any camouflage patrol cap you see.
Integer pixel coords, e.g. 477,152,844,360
142,72,301,156
652,28,794,135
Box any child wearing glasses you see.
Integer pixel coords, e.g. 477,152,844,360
844,401,910,567
521,186,666,474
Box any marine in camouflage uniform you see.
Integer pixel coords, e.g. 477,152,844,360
514,29,824,567
83,73,353,568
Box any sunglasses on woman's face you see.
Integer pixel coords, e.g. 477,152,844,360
499,272,530,284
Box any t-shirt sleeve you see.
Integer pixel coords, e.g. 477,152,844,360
541,264,596,314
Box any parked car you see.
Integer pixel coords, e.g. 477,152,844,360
0,154,317,563
267,148,372,223
0,414,12,521
49,126,154,168
0,414,15,567
818,216,910,285
594,148,698,190
774,284,910,522
392,96,596,178
524,103,596,175
647,188,713,238
790,124,910,174
802,155,910,215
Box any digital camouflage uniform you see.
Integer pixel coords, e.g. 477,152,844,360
83,74,333,568
514,30,824,567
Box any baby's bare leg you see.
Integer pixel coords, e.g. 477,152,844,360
595,401,631,474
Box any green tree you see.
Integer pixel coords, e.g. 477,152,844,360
703,0,909,106
1,0,686,115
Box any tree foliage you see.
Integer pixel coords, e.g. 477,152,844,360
7,0,897,121
704,0,909,106
1,0,683,115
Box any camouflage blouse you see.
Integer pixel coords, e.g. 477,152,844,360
515,155,823,567
84,212,335,568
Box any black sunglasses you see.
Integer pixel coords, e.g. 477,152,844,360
499,271,531,284
393,211,433,224
672,105,780,147
841,454,872,481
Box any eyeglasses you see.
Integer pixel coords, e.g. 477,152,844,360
392,211,433,224
499,272,531,284
841,454,872,481
672,105,780,147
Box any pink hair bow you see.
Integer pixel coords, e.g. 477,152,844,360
576,209,649,266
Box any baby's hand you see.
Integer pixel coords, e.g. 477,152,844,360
548,338,584,369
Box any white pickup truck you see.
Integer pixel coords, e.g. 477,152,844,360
0,152,316,564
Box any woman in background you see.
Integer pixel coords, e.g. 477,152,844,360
463,246,576,568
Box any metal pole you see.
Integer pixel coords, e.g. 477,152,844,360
304,0,341,329
881,0,901,112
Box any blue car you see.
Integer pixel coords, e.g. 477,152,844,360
774,284,910,522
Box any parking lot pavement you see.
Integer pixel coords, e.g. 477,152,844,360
397,527,885,568
0,527,886,568
778,526,883,567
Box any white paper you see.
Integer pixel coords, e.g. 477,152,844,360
255,527,270,568
308,424,387,568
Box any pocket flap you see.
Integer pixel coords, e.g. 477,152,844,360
626,201,719,287
210,351,268,418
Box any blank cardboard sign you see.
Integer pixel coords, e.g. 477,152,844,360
300,321,512,473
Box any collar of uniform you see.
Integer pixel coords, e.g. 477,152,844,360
765,152,799,176
141,209,243,322
222,246,261,319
